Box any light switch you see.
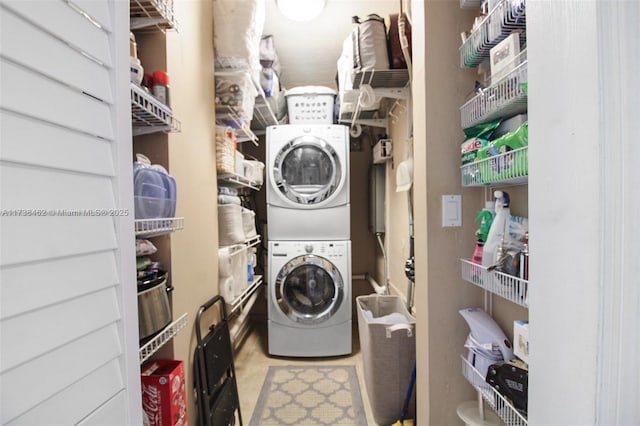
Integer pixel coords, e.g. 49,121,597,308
442,195,462,227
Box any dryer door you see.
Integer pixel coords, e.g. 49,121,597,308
272,135,343,206
275,254,344,324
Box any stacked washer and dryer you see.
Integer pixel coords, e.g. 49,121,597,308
266,87,352,357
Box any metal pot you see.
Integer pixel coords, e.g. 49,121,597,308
138,272,172,341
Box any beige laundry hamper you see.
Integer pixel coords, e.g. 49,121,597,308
356,294,416,426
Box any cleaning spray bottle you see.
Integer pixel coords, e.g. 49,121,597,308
482,190,510,268
471,201,495,264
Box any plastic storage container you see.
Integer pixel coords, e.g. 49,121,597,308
215,72,258,124
217,204,244,246
241,207,257,239
133,154,177,219
235,151,245,176
285,86,336,124
356,294,416,426
217,246,249,301
230,248,248,298
243,160,265,185
247,248,256,283
218,246,234,302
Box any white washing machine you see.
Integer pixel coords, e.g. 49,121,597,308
268,240,352,357
266,124,350,240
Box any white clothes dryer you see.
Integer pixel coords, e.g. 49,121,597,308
268,240,352,357
266,124,350,240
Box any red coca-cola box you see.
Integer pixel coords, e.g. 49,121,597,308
141,360,187,426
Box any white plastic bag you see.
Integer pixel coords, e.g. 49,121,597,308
213,0,264,80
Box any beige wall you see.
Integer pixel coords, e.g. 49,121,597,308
385,99,413,301
350,133,380,301
165,1,219,422
413,1,490,424
407,2,531,424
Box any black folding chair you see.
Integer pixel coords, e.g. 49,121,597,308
194,295,242,426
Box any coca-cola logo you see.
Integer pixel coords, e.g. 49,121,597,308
142,383,161,424
171,375,181,392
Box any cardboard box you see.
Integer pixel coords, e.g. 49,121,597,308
141,360,187,426
513,320,529,364
490,33,521,82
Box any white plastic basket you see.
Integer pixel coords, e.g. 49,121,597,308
285,86,336,124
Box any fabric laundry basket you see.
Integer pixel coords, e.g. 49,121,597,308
357,294,416,426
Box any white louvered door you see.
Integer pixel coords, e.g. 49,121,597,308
0,0,141,424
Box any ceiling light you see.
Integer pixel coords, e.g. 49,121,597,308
277,0,326,21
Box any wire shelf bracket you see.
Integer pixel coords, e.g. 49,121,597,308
139,313,188,364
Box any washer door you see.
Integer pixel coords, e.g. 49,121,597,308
275,254,344,324
272,135,342,206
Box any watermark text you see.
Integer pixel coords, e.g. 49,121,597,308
1,209,130,217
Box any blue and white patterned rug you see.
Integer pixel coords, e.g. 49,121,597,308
249,365,367,426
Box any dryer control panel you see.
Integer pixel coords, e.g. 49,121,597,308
299,124,348,144
268,124,348,146
271,241,349,259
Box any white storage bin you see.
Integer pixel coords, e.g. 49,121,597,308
285,86,336,124
218,246,234,301
241,207,257,239
243,160,264,185
218,246,249,301
218,204,244,246
235,151,245,176
230,248,248,298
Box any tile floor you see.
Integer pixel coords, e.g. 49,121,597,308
233,319,377,425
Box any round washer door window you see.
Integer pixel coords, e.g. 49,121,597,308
275,255,344,324
273,135,341,205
